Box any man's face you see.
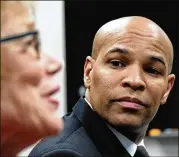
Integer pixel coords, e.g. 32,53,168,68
84,24,175,129
1,2,63,144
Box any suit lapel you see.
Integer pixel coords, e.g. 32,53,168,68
73,97,132,157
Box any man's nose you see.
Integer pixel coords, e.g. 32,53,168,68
121,65,146,91
44,55,62,75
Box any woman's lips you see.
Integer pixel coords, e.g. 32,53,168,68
46,97,59,109
42,85,60,109
42,86,60,97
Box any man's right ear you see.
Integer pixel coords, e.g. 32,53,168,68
83,56,95,89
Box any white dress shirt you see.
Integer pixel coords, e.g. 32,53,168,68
84,98,146,157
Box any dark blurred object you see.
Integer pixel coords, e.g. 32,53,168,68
65,1,179,130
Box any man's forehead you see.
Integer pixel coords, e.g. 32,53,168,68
93,16,174,73
99,17,164,39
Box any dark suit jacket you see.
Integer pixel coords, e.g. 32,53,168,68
29,97,132,157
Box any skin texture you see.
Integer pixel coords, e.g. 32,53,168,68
1,2,63,156
84,16,175,144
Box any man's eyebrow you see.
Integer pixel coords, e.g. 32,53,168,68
106,47,166,67
150,56,166,67
107,47,130,55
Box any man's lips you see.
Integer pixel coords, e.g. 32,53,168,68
118,101,142,109
112,97,147,109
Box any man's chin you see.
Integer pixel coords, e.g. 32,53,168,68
107,118,144,130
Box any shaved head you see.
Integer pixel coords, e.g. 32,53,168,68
92,16,174,73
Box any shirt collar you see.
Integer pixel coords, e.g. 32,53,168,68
84,97,146,157
84,97,94,110
107,124,145,157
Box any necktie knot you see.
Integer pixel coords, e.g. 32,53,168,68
134,146,149,157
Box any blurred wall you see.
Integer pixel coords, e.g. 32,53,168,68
17,1,66,156
145,133,178,156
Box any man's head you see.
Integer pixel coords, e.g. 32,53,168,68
1,1,63,153
84,16,175,132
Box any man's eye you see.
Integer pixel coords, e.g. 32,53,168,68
145,67,162,75
110,60,125,68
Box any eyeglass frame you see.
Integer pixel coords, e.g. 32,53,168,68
1,30,41,59
1,31,38,43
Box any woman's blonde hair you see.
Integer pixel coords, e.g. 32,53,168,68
1,1,36,35
1,1,36,12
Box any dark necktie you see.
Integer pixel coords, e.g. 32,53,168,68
134,146,150,157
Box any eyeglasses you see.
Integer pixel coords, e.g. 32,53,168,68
1,30,41,59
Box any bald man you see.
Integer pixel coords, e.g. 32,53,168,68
29,16,175,157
